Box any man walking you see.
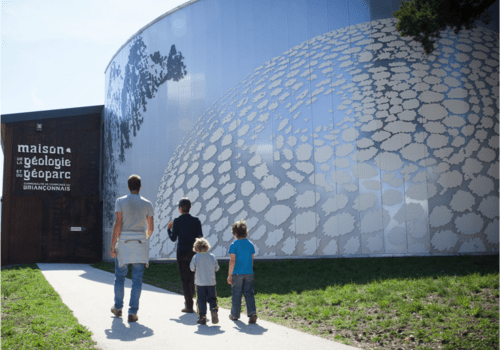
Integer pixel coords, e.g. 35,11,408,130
167,197,203,313
110,174,154,322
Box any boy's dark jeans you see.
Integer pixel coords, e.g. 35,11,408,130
196,285,218,316
177,250,195,309
230,274,256,318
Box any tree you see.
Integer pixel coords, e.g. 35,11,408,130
393,0,496,54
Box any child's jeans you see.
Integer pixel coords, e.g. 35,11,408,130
230,274,256,318
196,285,218,316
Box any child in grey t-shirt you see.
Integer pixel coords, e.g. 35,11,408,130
190,238,219,325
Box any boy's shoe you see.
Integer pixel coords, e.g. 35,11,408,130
110,306,122,317
229,314,238,321
128,314,138,322
197,315,207,325
248,314,258,324
211,309,219,324
181,307,195,313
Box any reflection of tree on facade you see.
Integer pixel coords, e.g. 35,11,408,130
102,62,122,224
119,38,187,161
394,0,495,54
103,37,187,224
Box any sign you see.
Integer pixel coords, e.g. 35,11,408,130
15,144,72,192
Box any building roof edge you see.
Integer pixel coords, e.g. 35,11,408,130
1,105,104,124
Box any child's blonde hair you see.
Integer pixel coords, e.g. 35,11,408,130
231,219,248,239
193,237,210,252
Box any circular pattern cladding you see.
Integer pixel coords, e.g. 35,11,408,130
151,18,499,258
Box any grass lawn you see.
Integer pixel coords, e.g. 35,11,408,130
94,255,499,350
1,264,99,350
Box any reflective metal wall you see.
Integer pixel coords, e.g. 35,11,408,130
103,0,499,260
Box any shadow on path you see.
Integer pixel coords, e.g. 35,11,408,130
104,317,154,341
230,320,268,335
169,314,227,335
169,313,198,326
194,324,226,336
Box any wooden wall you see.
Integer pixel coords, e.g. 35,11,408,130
1,113,102,266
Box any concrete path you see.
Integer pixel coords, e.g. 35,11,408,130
37,263,360,350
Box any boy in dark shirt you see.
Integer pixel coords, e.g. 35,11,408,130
168,197,203,312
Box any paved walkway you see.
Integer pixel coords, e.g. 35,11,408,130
37,263,360,350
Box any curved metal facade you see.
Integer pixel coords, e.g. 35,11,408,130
103,0,499,260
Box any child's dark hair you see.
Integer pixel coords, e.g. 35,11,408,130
178,197,191,213
193,237,210,252
231,219,248,239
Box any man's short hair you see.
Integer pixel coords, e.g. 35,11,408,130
128,174,141,191
193,237,210,252
232,219,248,239
178,197,191,213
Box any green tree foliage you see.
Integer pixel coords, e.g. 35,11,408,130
393,0,495,54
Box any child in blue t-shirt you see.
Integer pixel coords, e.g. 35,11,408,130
227,219,257,324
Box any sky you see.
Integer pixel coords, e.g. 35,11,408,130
1,0,191,197
1,0,498,199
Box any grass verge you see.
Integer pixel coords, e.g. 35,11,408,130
1,264,99,350
93,255,499,350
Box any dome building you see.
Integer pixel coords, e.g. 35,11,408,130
103,0,499,260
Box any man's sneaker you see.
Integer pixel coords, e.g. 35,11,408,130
111,306,122,317
181,307,195,313
211,309,219,324
229,314,238,321
197,316,207,325
128,314,138,322
249,314,258,324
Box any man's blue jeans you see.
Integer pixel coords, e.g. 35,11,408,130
114,258,145,315
230,274,256,318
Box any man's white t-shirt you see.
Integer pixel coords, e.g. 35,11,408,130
115,194,154,232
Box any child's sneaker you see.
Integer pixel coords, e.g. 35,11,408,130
211,309,219,324
248,314,258,324
197,315,207,325
229,314,238,321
